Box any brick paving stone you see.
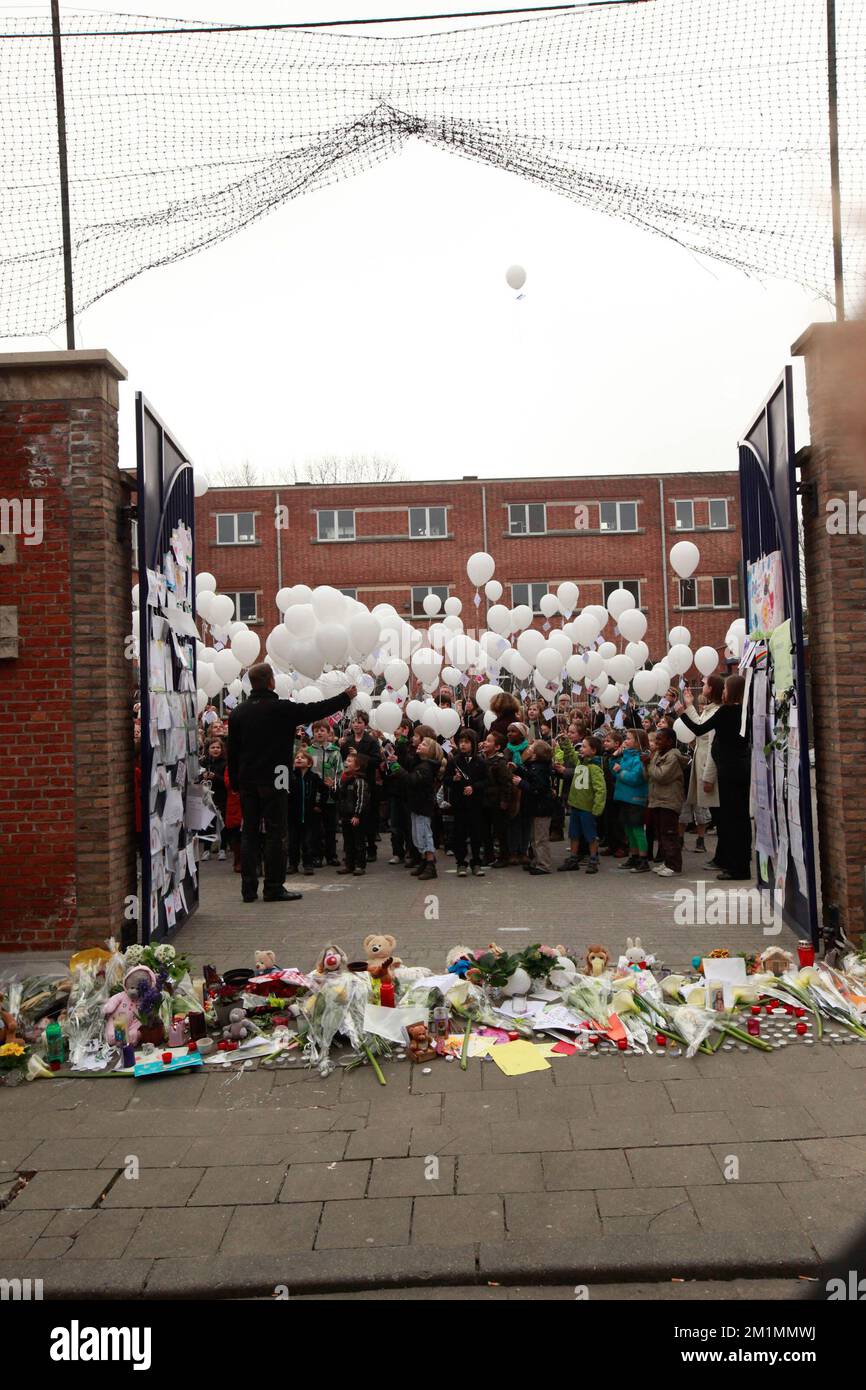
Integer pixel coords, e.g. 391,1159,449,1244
65,1209,145,1260
568,1115,658,1150
664,1079,752,1113
709,1141,813,1183
795,1136,866,1179
279,1161,370,1203
515,1089,594,1123
597,1186,699,1235
626,1145,724,1187
443,1092,519,1125
100,1138,194,1169
134,1206,232,1258
366,1095,442,1128
649,1112,738,1146
368,1156,455,1198
316,1197,412,1250
181,1136,293,1168
13,1169,115,1211
779,1177,866,1237
412,1194,505,1246
729,1106,825,1142
800,1100,866,1138
345,1126,412,1160
197,1072,276,1109
591,1082,674,1118
222,1106,340,1135
456,1153,544,1195
337,1063,408,1101
25,1138,114,1171
623,1056,697,1082
102,1167,204,1208
220,1203,322,1255
409,1123,493,1156
688,1183,799,1233
283,1133,350,1165
42,1209,98,1239
410,1064,483,1094
552,1059,628,1088
27,1236,74,1258
126,1076,207,1111
189,1164,287,1205
0,1210,54,1257
0,1137,40,1170
489,1119,572,1153
480,1066,556,1091
505,1191,600,1240
543,1150,632,1191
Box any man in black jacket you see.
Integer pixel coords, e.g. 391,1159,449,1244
227,663,356,902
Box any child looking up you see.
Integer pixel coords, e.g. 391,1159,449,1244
337,750,370,876
557,733,606,874
512,739,557,875
612,728,650,873
444,727,487,876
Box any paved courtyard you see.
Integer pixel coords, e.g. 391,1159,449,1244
2,838,865,1299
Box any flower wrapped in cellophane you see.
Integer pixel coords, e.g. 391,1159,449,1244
297,970,368,1076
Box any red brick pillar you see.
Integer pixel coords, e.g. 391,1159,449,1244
793,322,866,946
0,349,135,951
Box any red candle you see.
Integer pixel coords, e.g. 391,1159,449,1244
795,1008,807,1018
750,1005,761,1016
161,1052,172,1065
747,1018,761,1037
797,941,815,968
656,1034,667,1047
795,1022,808,1035
616,1038,628,1051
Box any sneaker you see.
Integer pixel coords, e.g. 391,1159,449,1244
528,865,551,875
655,865,675,877
456,866,467,877
619,856,638,870
242,893,257,903
353,867,366,876
470,865,485,877
202,851,211,861
388,855,403,865
217,850,226,861
410,863,425,877
632,859,651,874
695,839,705,852
585,860,599,874
326,859,340,867
417,863,437,880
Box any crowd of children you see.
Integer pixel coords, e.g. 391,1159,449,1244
196,674,732,883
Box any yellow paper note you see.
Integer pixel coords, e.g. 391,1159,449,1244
535,1042,568,1060
489,1040,551,1076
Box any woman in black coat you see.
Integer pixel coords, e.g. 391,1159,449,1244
676,674,751,881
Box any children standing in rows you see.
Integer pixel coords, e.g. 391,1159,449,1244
481,730,517,868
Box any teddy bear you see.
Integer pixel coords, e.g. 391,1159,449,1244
102,965,158,1047
406,1021,437,1063
221,1007,259,1043
364,934,402,974
254,949,277,974
584,945,611,977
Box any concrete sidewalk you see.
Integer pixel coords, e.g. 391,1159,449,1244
2,843,864,1300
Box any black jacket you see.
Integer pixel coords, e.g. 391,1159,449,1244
389,757,438,817
227,688,352,791
514,759,557,818
443,752,487,811
339,731,382,786
337,771,370,821
678,704,750,780
288,768,326,824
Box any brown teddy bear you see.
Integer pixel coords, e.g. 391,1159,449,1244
584,944,611,977
363,934,402,977
406,1021,437,1063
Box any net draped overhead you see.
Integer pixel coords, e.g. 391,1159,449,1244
1,0,864,337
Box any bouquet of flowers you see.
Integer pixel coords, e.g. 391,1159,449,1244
297,971,368,1076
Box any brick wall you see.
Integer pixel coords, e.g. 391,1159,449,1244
794,322,866,946
0,350,135,951
195,471,742,659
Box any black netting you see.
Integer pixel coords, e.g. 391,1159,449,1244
1,0,864,336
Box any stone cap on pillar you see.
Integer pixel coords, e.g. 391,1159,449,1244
792,320,866,358
0,348,128,407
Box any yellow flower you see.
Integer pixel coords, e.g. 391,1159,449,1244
0,1041,25,1057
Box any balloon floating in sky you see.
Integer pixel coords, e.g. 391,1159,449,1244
505,265,526,291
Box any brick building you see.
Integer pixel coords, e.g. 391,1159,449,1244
194,472,742,659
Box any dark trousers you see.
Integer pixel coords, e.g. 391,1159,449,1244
288,817,315,870
654,807,683,872
311,801,338,863
487,807,511,862
240,785,288,898
716,769,752,878
389,797,411,858
453,806,483,867
365,782,380,855
342,818,367,871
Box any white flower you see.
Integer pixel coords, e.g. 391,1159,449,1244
154,944,176,965
125,945,144,966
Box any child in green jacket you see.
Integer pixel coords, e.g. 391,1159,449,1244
556,733,607,874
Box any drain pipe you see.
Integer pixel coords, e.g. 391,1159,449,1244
481,483,489,626
275,489,283,610
658,477,670,649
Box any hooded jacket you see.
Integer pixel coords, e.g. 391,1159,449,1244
612,747,649,806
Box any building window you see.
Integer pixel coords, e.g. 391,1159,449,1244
679,578,697,609
512,582,550,613
713,577,732,607
412,584,449,617
225,591,259,623
709,499,729,529
508,503,546,535
674,500,694,531
603,579,641,608
317,509,355,542
339,587,357,600
409,506,447,538
599,501,638,532
216,511,256,545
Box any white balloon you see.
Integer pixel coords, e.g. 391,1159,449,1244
193,472,209,498
486,603,511,636
694,645,719,677
585,605,610,630
213,648,241,683
583,651,604,680
196,590,215,620
231,628,260,667
437,707,461,739
348,612,381,657
617,608,647,643
475,683,501,711
600,685,620,709
480,630,508,657
467,551,496,587
443,596,462,617
384,658,410,688
633,670,658,702
284,603,316,638
405,699,425,722
626,640,649,668
511,605,533,631
411,646,443,684
131,584,139,608
589,670,609,691
209,594,234,627
666,643,693,676
556,581,579,615
510,653,532,682
607,654,636,685
484,579,503,601
505,265,526,291
275,588,293,612
267,625,294,663
668,625,691,647
565,655,585,682
607,587,636,621
196,572,217,594
310,586,345,624
670,540,700,579
293,638,325,679
196,688,208,715
441,665,463,687
598,641,617,661
427,622,449,651
653,664,673,697
351,691,373,714
374,701,402,735
539,593,560,619
517,629,545,664
422,593,442,617
547,629,572,659
291,584,313,605
535,647,564,682
298,684,324,703
534,670,558,698
199,664,222,698
483,709,497,730
673,717,696,744
442,614,463,634
569,613,601,648
316,622,350,666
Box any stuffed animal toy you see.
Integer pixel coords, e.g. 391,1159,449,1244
0,1007,16,1047
446,945,476,976
406,1021,437,1063
221,1007,259,1042
584,945,611,977
102,965,157,1047
364,934,402,973
624,937,646,966
312,944,349,980
254,949,277,973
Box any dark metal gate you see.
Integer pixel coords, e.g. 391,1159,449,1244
135,394,200,943
738,367,819,946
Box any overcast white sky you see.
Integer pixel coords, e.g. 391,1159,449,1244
4,0,834,480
